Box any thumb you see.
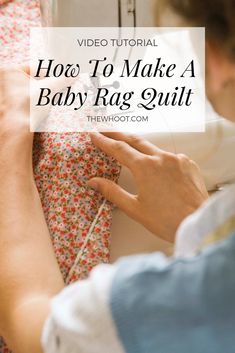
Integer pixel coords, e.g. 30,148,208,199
88,177,137,217
30,74,78,131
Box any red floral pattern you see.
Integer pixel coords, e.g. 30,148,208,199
0,1,120,351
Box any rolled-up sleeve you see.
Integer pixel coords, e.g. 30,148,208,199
41,264,125,353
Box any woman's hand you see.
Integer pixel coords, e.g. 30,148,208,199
0,65,70,147
89,132,209,243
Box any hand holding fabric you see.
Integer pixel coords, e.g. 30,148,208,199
89,132,209,243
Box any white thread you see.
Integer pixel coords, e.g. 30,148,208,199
66,199,107,284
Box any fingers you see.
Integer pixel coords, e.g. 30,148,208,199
90,132,144,171
30,74,78,129
19,65,31,77
101,132,162,156
20,64,45,79
39,75,78,94
88,177,137,216
32,74,77,98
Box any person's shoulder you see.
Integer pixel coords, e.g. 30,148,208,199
110,215,235,353
175,183,235,257
110,184,235,303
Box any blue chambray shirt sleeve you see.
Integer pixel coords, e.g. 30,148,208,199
110,233,235,353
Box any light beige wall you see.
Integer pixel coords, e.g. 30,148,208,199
49,0,157,27
136,0,157,26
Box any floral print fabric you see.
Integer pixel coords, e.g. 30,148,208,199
33,132,119,283
0,0,120,351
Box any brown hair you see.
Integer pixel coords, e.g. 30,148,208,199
158,0,235,60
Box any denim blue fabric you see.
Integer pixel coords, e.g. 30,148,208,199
110,233,235,353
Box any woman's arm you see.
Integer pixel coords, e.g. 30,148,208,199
0,68,64,353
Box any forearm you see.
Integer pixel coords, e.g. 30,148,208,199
0,135,64,352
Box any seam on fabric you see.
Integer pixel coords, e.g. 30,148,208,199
66,199,107,284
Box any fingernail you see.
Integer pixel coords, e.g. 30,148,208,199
87,179,98,190
90,132,99,136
